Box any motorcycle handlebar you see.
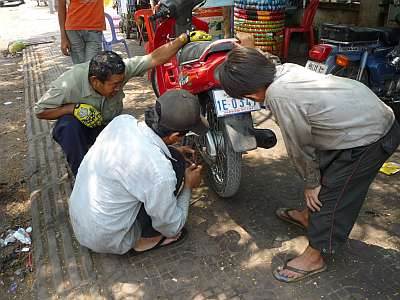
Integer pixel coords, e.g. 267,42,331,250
149,6,170,22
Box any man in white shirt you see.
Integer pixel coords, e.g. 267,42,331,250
219,46,400,283
69,89,206,255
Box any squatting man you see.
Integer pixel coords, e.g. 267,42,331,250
68,90,206,255
34,31,210,176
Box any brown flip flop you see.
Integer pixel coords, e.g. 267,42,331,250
272,262,327,283
275,207,306,230
131,227,188,256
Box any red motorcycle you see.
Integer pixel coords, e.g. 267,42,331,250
135,0,276,197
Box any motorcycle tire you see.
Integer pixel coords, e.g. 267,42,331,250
150,68,160,98
208,118,242,197
202,102,242,198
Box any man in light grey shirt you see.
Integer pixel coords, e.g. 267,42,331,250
219,46,400,283
69,90,207,255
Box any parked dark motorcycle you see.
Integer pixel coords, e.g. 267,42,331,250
135,0,276,197
306,23,400,120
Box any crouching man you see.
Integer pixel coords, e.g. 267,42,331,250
219,46,400,282
68,90,206,255
35,32,189,176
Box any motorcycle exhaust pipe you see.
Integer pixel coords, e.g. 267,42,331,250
251,128,277,150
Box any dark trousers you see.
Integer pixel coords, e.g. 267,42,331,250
308,121,400,255
52,115,105,176
137,147,186,238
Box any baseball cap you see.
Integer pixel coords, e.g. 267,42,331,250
156,89,209,135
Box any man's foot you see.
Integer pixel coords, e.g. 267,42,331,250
134,233,181,252
132,228,188,254
275,208,309,230
273,246,326,283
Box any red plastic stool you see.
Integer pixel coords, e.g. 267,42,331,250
283,0,319,60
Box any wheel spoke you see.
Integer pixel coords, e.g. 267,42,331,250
206,104,225,184
195,99,242,197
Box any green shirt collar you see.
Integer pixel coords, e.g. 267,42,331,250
81,62,99,98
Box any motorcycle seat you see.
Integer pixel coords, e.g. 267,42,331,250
320,23,400,46
375,27,400,46
178,40,235,64
178,42,212,64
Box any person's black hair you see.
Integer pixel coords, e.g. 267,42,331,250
88,51,125,83
144,102,187,138
219,46,276,99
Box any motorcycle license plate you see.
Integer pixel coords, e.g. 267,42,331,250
212,90,261,117
305,60,328,74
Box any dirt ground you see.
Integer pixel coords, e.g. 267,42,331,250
1,2,400,297
0,54,33,299
1,44,400,299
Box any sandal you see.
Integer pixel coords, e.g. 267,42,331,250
272,262,327,283
131,227,188,256
275,207,306,230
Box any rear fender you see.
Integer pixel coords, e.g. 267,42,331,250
203,90,257,153
326,52,362,74
222,113,257,153
324,45,363,73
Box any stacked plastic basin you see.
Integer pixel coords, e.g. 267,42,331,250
234,0,286,55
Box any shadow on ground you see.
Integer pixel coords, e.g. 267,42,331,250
86,41,400,299
21,39,400,299
88,147,400,299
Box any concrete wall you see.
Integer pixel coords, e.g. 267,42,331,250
358,0,381,27
290,2,385,30
314,8,359,27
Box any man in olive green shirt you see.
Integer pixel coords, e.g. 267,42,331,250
35,33,190,176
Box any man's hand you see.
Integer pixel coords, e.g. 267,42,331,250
184,164,203,189
58,0,70,56
304,185,322,212
175,145,194,155
235,32,255,48
175,146,196,164
60,34,71,56
73,103,103,128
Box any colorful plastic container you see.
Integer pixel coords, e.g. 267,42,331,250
234,0,285,55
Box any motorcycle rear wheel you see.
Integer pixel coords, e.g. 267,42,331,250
158,85,242,197
196,102,242,198
209,121,242,197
